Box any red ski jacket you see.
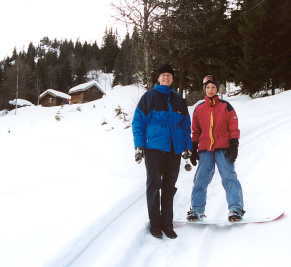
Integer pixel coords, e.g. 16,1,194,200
192,95,240,151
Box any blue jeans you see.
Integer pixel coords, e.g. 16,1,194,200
191,150,244,214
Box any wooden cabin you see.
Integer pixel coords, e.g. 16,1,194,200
68,80,105,104
39,89,71,107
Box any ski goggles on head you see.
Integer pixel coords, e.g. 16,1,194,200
202,75,214,84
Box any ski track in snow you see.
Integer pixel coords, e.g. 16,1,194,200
46,187,146,267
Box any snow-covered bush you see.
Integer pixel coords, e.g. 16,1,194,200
114,105,129,122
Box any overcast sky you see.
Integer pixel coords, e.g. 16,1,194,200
0,0,127,60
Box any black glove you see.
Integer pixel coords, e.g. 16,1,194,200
225,139,239,162
135,147,144,164
190,142,199,166
182,150,192,159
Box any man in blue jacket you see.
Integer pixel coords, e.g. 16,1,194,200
132,64,192,239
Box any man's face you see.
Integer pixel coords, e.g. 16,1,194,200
205,83,218,97
158,73,173,86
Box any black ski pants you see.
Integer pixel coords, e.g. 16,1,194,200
144,149,181,229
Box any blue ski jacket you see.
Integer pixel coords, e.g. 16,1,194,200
132,85,192,154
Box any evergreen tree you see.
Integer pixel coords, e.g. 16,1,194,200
236,0,270,95
155,0,228,94
100,28,120,73
74,59,87,85
130,27,145,83
11,48,18,61
55,41,73,91
56,58,73,92
0,62,6,108
114,33,135,85
232,0,291,95
263,0,291,90
223,3,244,82
26,42,36,69
88,41,101,70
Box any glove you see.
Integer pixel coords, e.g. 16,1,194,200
190,142,199,166
135,147,144,164
225,139,239,162
182,150,192,159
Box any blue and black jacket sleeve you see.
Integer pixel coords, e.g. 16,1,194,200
132,93,149,148
182,100,192,150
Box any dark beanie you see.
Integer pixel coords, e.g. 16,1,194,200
156,64,174,79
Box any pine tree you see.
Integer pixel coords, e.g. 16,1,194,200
223,3,244,83
56,58,73,92
75,59,87,85
263,0,291,91
236,0,287,95
88,41,101,70
26,42,36,69
114,33,139,85
155,0,228,95
55,41,73,91
100,28,120,73
113,0,167,87
131,27,144,78
11,48,18,61
0,62,6,108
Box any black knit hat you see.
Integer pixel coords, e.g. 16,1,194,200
156,64,174,80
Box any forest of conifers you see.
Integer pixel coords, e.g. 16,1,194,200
0,0,290,109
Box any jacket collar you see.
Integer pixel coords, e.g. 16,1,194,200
205,95,219,106
153,85,173,95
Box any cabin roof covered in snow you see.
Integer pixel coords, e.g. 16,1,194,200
68,80,105,94
39,89,71,100
9,99,33,107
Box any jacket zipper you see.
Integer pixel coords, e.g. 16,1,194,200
209,98,215,150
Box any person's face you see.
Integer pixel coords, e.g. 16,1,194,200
205,83,218,97
158,73,173,86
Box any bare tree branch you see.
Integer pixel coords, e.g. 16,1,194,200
111,0,165,87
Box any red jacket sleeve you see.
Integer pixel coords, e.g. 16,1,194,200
191,108,201,143
228,109,240,139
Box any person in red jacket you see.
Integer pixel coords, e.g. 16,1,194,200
187,77,245,222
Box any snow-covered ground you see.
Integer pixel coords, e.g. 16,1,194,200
0,86,290,267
